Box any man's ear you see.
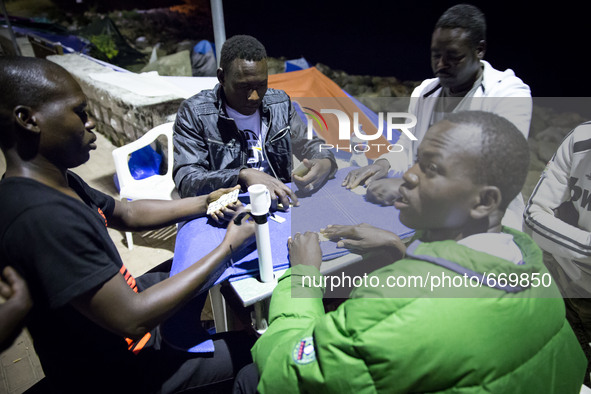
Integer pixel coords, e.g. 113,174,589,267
471,185,501,220
217,67,224,85
476,40,486,60
13,106,41,161
13,106,40,134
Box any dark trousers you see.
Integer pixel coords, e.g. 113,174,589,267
137,262,257,393
232,363,260,394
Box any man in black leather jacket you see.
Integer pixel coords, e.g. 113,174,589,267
173,35,336,208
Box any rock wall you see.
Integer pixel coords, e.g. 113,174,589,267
47,53,183,147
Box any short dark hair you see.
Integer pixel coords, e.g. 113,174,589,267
219,35,267,72
0,56,68,149
435,4,486,48
444,110,529,211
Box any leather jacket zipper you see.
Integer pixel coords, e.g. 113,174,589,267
269,126,290,143
208,138,237,146
263,122,282,179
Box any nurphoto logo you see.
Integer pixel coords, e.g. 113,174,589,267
304,108,417,154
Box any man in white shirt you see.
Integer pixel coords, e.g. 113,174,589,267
342,4,532,230
524,122,591,384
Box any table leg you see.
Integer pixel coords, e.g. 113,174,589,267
209,284,228,333
252,298,270,335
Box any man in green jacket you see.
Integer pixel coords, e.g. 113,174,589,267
249,111,586,393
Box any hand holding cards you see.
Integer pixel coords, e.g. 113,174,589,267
207,188,240,215
292,161,310,177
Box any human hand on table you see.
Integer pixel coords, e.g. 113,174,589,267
222,207,256,252
239,168,299,210
321,223,406,259
292,158,332,194
206,185,242,223
288,232,322,270
366,178,404,206
341,159,390,189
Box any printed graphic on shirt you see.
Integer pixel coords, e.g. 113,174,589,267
569,176,591,211
119,264,138,292
225,104,266,172
97,207,107,227
243,129,264,170
119,263,151,353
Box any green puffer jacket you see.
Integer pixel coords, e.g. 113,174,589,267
252,228,586,393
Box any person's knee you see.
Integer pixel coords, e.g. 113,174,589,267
232,363,259,394
213,330,256,370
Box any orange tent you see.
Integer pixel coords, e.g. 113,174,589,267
269,67,392,160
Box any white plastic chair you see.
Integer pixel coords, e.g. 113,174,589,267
112,122,176,250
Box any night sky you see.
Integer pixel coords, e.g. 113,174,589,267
221,0,587,98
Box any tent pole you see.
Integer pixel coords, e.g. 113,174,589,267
0,0,22,56
210,0,225,67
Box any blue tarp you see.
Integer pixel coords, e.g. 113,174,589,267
285,56,311,72
0,15,90,53
191,39,217,77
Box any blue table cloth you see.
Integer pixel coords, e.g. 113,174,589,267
161,168,414,352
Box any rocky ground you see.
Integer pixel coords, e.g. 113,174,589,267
6,2,586,200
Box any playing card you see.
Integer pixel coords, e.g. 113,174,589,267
207,189,239,215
